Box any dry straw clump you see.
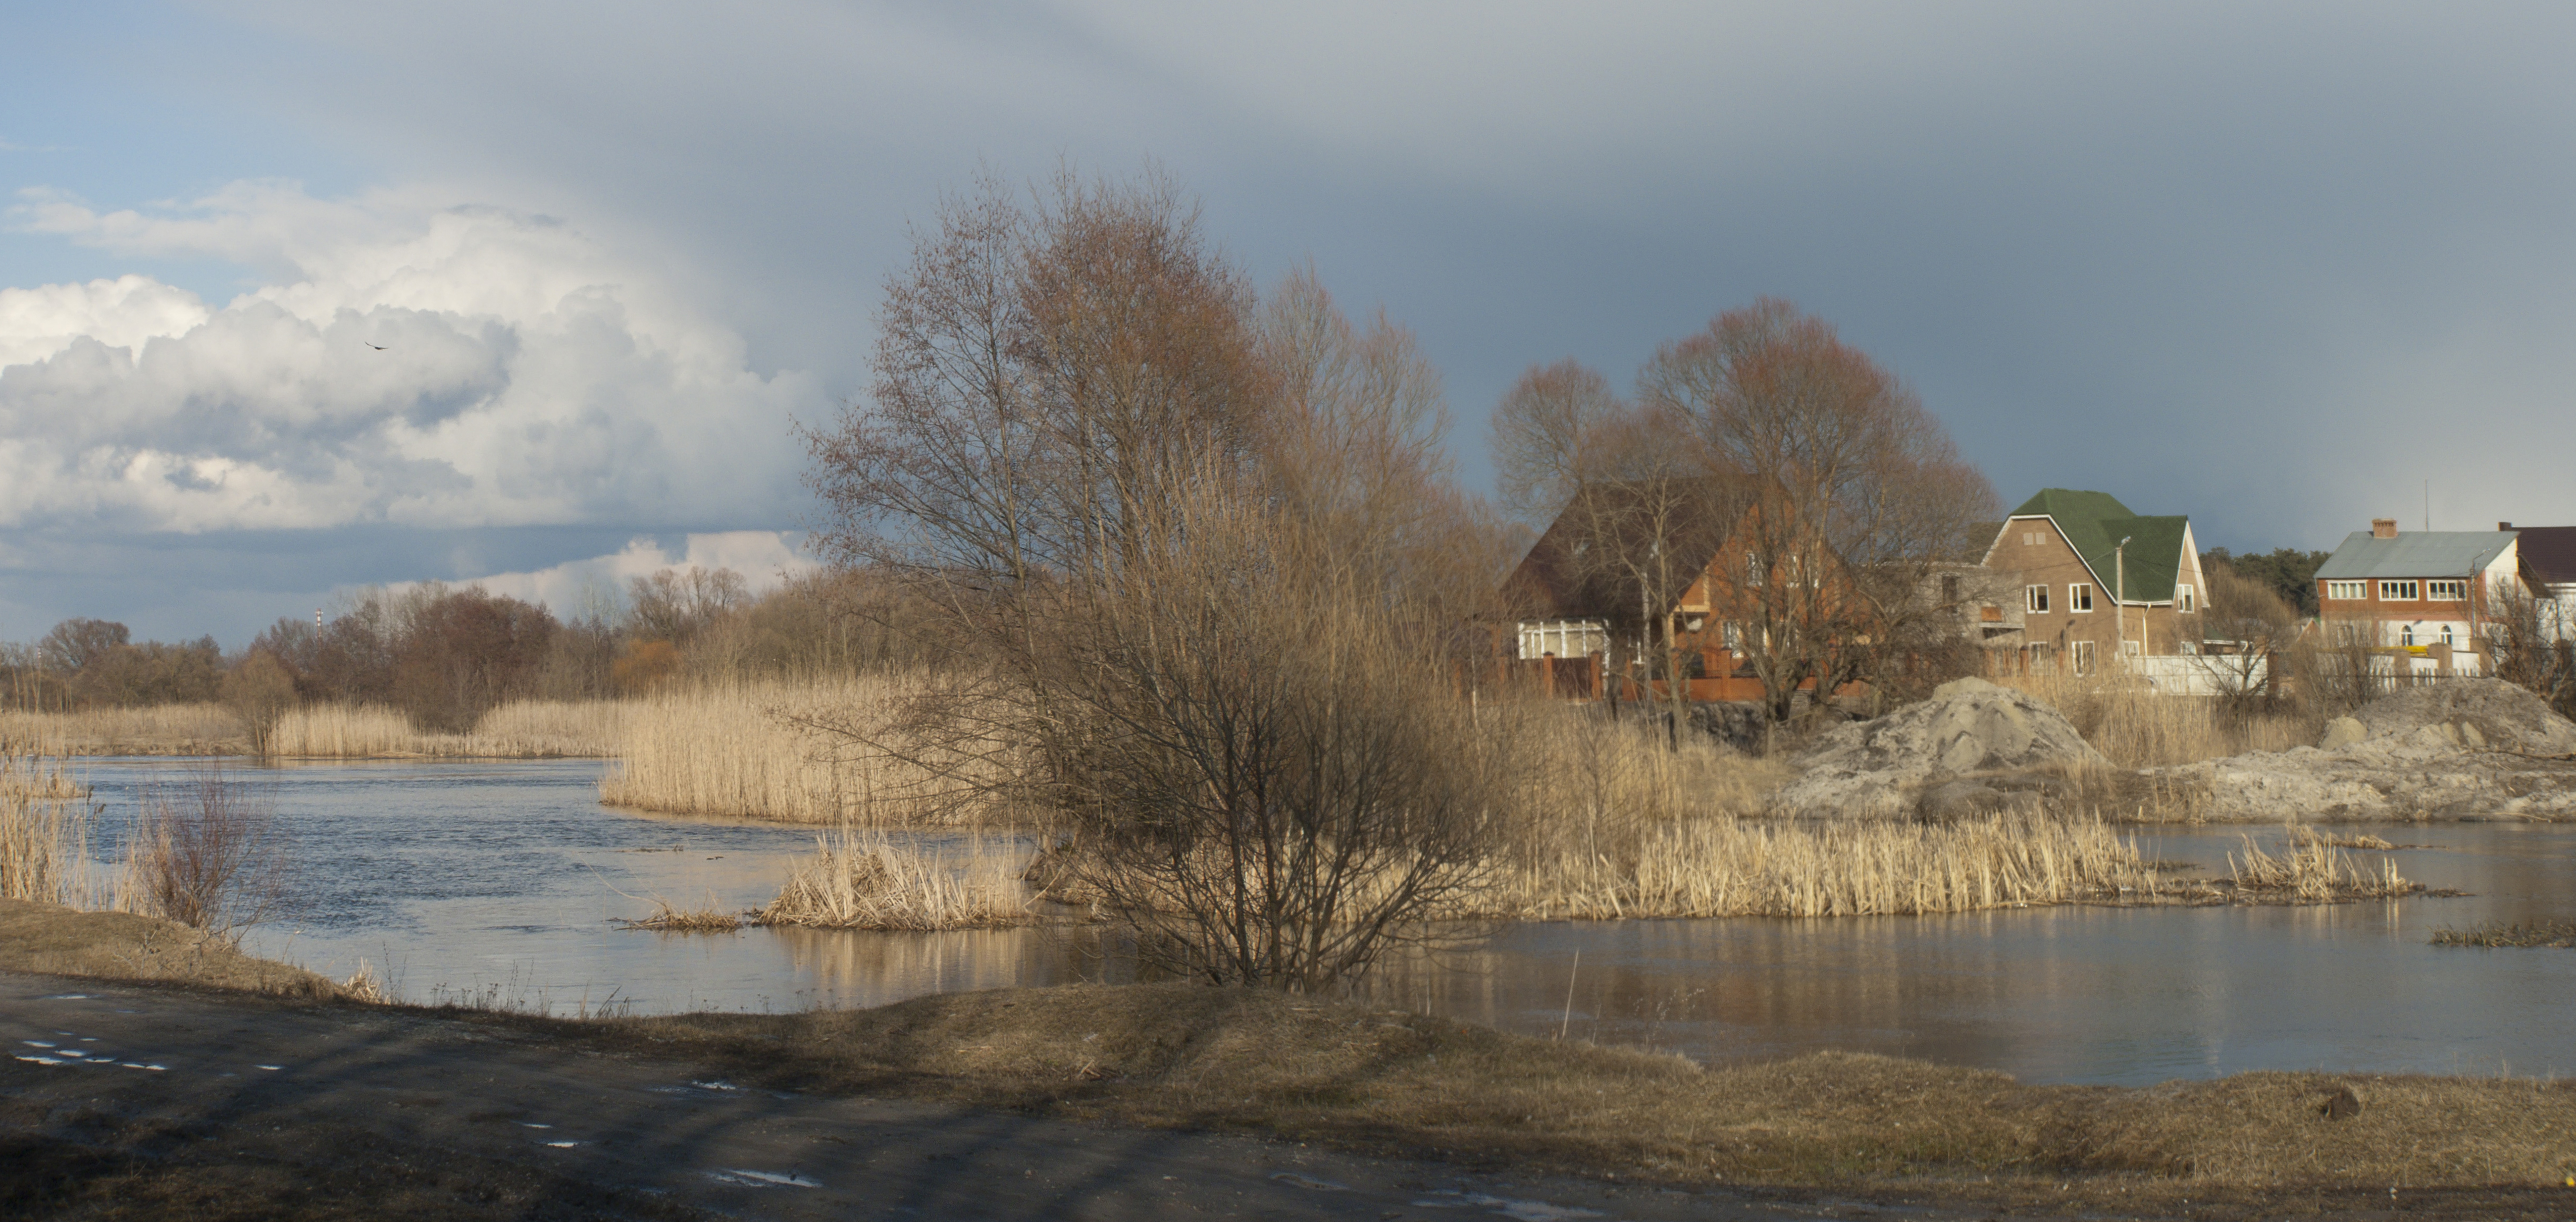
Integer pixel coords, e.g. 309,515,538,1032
756,829,1035,931
613,894,745,933
1,752,94,905
601,675,1003,824
2225,834,2418,902
2431,919,2576,948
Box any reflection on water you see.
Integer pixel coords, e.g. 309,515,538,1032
62,758,2576,1085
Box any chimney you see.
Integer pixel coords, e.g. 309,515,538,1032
2372,518,2398,539
2499,521,2514,531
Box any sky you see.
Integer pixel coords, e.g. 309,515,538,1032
6,2,2575,645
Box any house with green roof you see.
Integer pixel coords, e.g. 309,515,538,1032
1978,488,2210,678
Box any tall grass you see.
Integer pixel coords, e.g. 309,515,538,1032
601,675,1003,824
756,829,1035,930
0,752,94,905
268,700,626,758
1994,673,2317,768
0,703,243,756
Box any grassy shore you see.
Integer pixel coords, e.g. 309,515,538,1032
5,909,2571,1213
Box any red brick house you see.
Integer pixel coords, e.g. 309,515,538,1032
2313,517,2523,675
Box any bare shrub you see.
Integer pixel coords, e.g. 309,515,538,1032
117,767,289,942
220,650,298,756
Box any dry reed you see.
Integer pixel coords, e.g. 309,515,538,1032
613,894,745,933
2430,919,2576,948
601,675,999,824
0,752,94,905
268,700,626,758
755,829,1035,930
2225,834,2418,901
1994,673,2316,768
1486,811,2164,919
0,703,244,756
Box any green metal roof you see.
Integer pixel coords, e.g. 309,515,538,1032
2006,488,2192,604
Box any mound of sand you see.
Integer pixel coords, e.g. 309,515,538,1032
2159,679,2576,822
1770,678,2107,819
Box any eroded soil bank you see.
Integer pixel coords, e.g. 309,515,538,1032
5,905,2575,1220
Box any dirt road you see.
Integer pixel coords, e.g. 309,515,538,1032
4,972,1956,1221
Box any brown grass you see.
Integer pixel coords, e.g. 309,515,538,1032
0,702,245,756
1994,673,2317,768
611,894,744,933
609,980,2576,1198
600,675,1003,824
2224,834,2419,902
0,895,338,997
268,700,625,758
0,752,95,906
755,829,1036,930
1486,811,2167,919
2432,919,2576,948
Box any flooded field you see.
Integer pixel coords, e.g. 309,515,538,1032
63,757,2576,1086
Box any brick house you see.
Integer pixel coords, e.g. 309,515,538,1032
1977,488,2208,677
1501,479,1856,702
2313,518,2522,675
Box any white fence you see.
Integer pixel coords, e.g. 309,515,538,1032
2123,653,2269,697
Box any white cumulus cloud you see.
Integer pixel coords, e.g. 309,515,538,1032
430,529,819,617
0,181,821,534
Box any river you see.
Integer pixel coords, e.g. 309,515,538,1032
62,757,2576,1087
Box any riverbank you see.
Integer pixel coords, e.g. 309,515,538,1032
5,910,2574,1220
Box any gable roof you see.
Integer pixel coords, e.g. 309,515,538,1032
2002,488,2192,603
1504,478,1751,622
2314,531,2516,581
2511,526,2576,586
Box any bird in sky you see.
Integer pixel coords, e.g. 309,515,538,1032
363,342,388,350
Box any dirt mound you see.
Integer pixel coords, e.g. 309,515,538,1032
1772,678,2106,819
2155,680,2576,822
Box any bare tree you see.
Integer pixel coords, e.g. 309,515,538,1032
1490,359,1626,525
2190,560,2301,710
805,166,1507,988
1641,298,1995,724
2489,581,2576,717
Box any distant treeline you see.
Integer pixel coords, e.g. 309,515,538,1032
2,566,952,731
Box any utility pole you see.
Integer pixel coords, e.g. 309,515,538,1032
2115,536,2130,670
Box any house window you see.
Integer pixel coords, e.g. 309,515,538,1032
1744,553,1762,587
2441,624,2455,647
1516,619,1609,661
2071,640,2097,677
2426,580,2465,601
2027,642,2054,674
2326,580,2367,601
2069,583,2094,613
1722,622,1743,651
2177,583,2196,613
2379,580,2420,601
2025,585,2049,613
1941,574,1960,605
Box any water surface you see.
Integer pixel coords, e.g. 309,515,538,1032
64,758,2576,1086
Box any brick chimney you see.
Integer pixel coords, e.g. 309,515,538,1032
2499,521,2514,530
2372,517,2398,539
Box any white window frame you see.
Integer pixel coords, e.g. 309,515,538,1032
2069,582,2094,613
2426,579,2465,601
2071,640,2097,676
2025,584,2049,613
2177,583,2196,613
1744,553,1763,587
1517,619,1608,661
2326,580,2367,602
2027,642,2054,674
2400,623,2416,647
2379,579,2419,601
2440,623,2455,647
